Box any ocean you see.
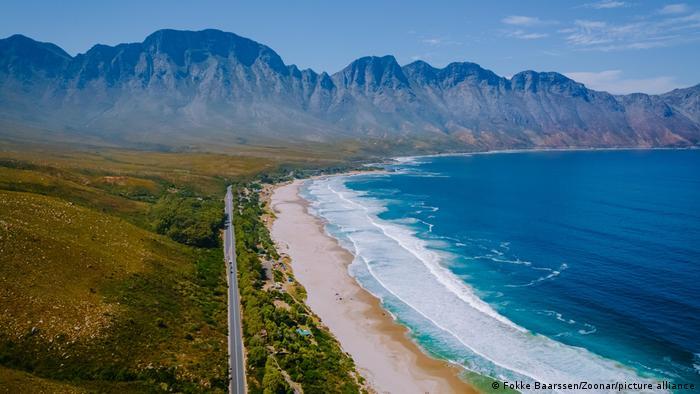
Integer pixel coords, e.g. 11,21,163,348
300,149,700,390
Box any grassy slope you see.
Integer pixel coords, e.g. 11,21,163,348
0,146,270,392
0,365,152,393
0,190,230,388
0,195,227,392
0,142,361,392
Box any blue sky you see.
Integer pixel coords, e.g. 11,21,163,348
2,0,699,94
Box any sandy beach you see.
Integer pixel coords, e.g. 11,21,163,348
269,180,475,394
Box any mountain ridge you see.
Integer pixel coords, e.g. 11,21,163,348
1,28,699,152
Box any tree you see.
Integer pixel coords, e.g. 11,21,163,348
262,357,289,394
150,194,224,247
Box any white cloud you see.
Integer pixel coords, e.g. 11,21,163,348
421,38,442,45
501,16,554,40
561,11,700,51
564,20,615,46
585,0,627,9
540,50,562,56
659,3,689,14
519,32,549,40
508,30,549,40
576,20,607,29
564,70,683,94
418,36,462,47
502,15,547,26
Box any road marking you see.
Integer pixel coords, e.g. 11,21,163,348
225,186,246,394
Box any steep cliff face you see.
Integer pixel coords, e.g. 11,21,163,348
661,85,700,124
1,29,699,150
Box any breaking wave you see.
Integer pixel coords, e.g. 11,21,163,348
302,175,657,392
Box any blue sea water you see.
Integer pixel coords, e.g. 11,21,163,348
300,149,700,390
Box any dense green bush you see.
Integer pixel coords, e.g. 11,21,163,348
233,187,362,394
151,193,224,247
262,358,291,394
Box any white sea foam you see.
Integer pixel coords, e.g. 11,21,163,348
579,324,598,335
540,310,576,325
505,263,569,287
303,176,660,392
476,255,534,266
392,155,423,165
416,219,434,232
538,310,599,336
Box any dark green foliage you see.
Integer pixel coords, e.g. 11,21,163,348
233,187,361,394
0,250,229,392
262,358,291,394
253,163,373,186
151,193,225,247
0,159,230,392
0,151,370,392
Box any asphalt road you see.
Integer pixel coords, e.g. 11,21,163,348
224,185,246,394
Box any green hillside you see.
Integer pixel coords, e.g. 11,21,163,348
0,144,362,392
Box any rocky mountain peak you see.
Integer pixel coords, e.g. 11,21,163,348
335,55,409,90
0,34,71,78
0,29,698,149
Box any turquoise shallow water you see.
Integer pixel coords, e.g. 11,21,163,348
300,150,700,390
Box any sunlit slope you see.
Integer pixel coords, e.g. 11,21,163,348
0,365,152,393
0,142,364,391
0,189,228,391
0,148,274,196
0,165,151,220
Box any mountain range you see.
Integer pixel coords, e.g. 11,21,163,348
1,28,699,152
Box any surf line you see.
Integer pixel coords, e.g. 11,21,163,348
314,180,567,382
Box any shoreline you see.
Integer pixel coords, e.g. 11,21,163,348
268,180,476,394
389,145,699,164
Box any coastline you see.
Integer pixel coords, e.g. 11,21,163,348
268,179,476,394
389,145,699,164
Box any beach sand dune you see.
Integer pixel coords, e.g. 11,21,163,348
269,180,475,394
